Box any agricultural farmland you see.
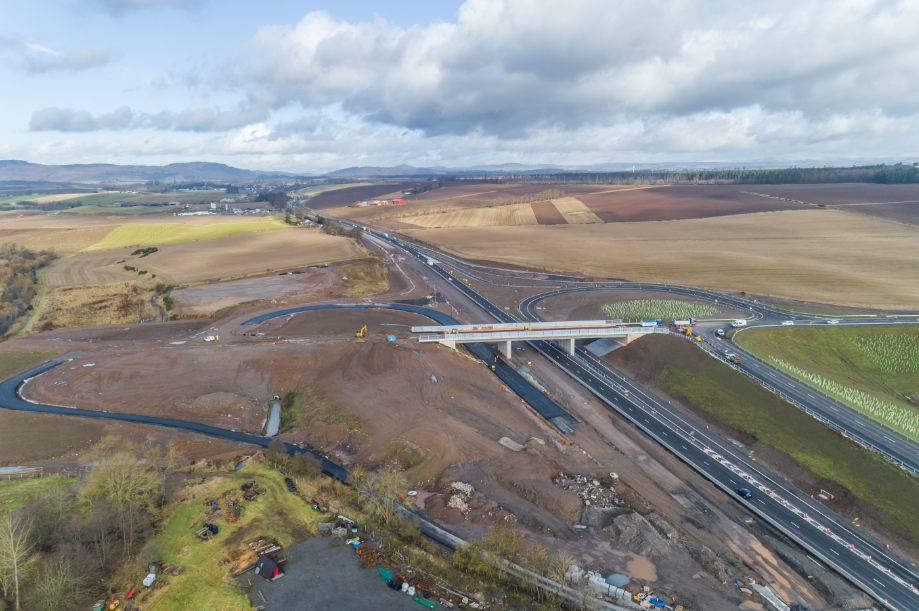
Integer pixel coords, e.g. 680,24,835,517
737,325,919,441
601,299,720,322
408,209,919,309
84,218,286,250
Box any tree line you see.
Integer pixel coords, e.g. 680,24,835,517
0,244,57,336
439,163,919,186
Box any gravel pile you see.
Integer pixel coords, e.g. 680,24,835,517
554,474,623,509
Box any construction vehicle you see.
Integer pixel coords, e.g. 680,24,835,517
204,335,218,342
356,325,367,338
727,353,741,364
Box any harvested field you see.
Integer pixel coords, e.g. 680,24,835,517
531,200,567,224
124,229,363,284
409,209,919,309
404,183,616,205
401,203,537,228
45,248,137,286
745,183,919,206
27,192,107,204
551,197,603,224
171,272,332,314
307,182,422,209
577,185,802,222
84,218,285,250
0,226,114,255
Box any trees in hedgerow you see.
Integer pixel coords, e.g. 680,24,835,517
80,437,177,555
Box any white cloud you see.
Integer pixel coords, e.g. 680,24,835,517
0,38,119,73
29,106,268,132
93,0,204,15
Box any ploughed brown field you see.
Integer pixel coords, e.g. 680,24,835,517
530,200,567,224
307,181,423,209
576,185,804,222
404,183,613,204
408,209,919,310
745,183,919,206
832,201,919,227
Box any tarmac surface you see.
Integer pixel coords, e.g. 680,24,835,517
246,536,420,611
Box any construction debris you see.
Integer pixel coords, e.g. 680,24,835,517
554,473,624,509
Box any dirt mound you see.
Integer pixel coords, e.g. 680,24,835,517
171,392,257,417
604,334,709,381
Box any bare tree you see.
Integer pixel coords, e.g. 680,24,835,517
0,511,34,610
29,556,88,611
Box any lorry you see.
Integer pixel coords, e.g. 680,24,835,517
731,319,747,328
673,318,696,327
640,319,662,327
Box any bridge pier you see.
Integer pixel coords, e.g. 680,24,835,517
438,339,457,350
501,340,513,359
562,338,575,355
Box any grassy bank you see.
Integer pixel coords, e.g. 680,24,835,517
342,257,389,297
735,325,919,441
605,334,919,543
0,474,78,513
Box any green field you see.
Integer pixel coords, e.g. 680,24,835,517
297,182,367,198
0,194,51,205
61,204,175,216
601,299,720,322
0,474,78,513
607,334,919,543
736,325,919,440
84,219,286,251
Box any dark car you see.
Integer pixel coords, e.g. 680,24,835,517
735,488,752,499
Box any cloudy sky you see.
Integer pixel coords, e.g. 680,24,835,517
2,0,918,173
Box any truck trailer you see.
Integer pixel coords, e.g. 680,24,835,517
640,319,663,327
673,318,697,327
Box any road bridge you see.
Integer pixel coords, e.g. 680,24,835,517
413,320,668,357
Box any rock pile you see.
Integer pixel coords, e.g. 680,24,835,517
554,473,624,509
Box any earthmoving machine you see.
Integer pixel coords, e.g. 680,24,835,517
356,325,367,338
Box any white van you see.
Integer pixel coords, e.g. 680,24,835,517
731,319,747,328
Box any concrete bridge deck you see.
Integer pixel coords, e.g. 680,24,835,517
415,323,669,357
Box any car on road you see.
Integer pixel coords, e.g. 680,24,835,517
716,329,725,337
826,319,840,325
781,320,794,326
735,488,752,499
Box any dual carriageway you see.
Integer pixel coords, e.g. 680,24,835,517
354,224,919,610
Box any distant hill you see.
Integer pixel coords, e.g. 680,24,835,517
0,160,301,185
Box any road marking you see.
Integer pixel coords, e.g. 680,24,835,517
792,523,800,529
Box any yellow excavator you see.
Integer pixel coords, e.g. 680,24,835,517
356,325,367,338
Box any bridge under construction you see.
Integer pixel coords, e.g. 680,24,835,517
413,320,669,357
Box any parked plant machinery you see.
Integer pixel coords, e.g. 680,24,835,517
356,325,367,338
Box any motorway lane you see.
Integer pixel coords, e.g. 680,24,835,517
359,228,919,609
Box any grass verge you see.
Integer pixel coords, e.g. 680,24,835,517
735,325,919,440
606,334,919,544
